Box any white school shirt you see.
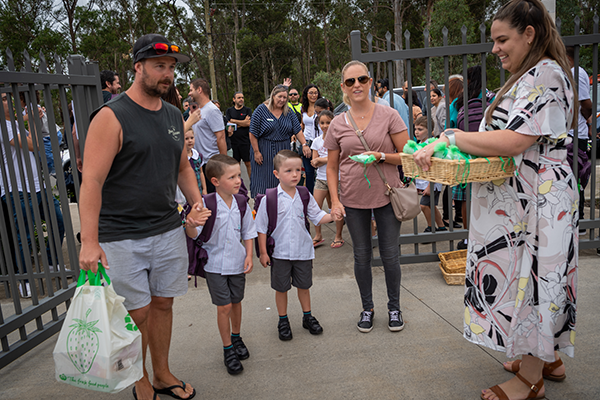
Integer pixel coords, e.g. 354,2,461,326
196,194,257,275
568,66,591,139
310,136,328,181
255,184,327,260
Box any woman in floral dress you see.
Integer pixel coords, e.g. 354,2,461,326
413,1,578,399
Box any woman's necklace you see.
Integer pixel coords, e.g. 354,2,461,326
351,104,374,120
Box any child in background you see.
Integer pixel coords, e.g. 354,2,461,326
313,98,334,137
414,116,445,233
184,155,257,375
185,129,207,195
310,110,344,248
256,150,340,340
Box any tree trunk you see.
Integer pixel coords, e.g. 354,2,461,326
323,10,331,73
269,48,277,87
261,49,268,100
233,0,242,92
164,1,207,79
205,0,217,99
393,0,404,88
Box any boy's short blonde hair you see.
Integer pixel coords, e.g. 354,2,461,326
273,149,301,171
205,154,239,182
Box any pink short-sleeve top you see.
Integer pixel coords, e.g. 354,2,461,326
324,104,407,209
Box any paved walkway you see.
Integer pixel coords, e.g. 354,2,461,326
1,217,598,399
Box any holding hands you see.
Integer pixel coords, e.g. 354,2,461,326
186,203,212,230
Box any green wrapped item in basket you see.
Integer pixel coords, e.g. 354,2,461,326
400,140,516,186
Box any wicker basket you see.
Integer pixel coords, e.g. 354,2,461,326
439,264,465,285
400,153,516,186
439,249,468,274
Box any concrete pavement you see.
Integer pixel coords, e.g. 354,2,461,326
1,218,599,399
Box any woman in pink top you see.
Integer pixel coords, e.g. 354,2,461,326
324,61,409,334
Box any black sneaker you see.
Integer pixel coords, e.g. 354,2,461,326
231,335,249,360
388,310,405,332
357,310,374,333
302,315,323,335
457,239,468,250
224,346,243,375
423,226,433,233
278,317,293,341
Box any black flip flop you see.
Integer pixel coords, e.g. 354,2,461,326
133,385,158,400
154,380,196,400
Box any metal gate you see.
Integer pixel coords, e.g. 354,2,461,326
350,17,600,265
0,51,102,369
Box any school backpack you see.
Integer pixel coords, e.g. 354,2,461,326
181,192,247,286
253,186,310,258
457,91,495,132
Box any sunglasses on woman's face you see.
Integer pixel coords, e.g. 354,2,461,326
344,75,369,87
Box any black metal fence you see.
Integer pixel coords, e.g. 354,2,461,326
0,51,102,369
350,16,600,265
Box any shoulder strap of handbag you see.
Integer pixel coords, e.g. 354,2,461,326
346,111,392,191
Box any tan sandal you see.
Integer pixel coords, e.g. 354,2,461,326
481,372,544,400
503,358,566,382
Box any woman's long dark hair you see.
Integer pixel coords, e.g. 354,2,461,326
485,0,577,127
161,84,181,109
301,84,322,114
455,66,483,111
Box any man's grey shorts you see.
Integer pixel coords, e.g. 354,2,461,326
204,272,246,306
100,227,188,311
270,258,313,292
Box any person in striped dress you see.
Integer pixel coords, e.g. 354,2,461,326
249,85,311,197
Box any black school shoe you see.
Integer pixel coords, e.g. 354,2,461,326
278,317,293,341
224,346,243,375
231,335,249,360
302,315,323,335
357,310,374,333
388,310,405,332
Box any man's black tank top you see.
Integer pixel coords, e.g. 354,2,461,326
93,94,184,242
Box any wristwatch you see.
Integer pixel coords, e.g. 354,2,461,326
444,130,456,146
379,152,386,163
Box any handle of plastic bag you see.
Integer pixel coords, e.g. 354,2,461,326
76,262,111,287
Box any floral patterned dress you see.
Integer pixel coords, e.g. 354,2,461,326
463,59,577,362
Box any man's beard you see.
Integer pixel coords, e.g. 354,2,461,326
140,67,172,97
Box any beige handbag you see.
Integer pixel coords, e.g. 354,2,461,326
346,111,420,222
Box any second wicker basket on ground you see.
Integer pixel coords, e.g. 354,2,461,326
438,249,467,285
400,153,516,186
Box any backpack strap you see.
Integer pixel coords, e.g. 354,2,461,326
265,187,278,236
233,193,247,230
198,193,218,243
297,186,311,231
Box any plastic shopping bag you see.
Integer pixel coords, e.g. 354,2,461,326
53,264,143,393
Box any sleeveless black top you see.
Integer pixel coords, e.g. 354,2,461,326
92,94,184,242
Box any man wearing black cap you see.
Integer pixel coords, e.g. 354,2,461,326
78,34,200,400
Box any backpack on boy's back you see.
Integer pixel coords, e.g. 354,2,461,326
181,193,247,285
457,91,495,132
253,186,311,257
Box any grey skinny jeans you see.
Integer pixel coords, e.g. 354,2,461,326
344,203,401,311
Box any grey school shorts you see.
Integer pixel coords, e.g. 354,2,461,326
270,258,313,292
420,189,440,207
100,227,189,311
205,272,246,306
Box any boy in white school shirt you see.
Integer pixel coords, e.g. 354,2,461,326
255,150,342,341
185,155,257,375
